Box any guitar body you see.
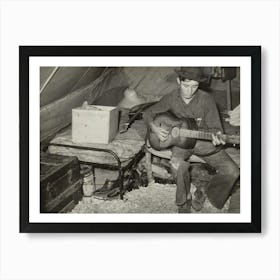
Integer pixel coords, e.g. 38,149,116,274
148,112,198,150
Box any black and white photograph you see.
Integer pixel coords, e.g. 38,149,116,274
20,46,260,233
40,66,241,215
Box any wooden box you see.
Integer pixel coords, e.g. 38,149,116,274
40,153,83,213
72,105,119,144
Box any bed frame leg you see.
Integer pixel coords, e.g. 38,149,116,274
145,149,154,184
119,170,124,199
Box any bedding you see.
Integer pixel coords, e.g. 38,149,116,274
48,118,146,166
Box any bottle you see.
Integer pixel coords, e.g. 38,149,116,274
80,165,95,197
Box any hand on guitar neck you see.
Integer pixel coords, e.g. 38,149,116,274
211,131,226,146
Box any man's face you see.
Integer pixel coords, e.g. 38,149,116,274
179,79,199,100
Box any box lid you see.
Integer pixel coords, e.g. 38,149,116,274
73,105,117,112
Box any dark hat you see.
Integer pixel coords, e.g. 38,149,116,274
175,67,203,82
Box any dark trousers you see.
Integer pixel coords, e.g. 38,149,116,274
170,141,240,209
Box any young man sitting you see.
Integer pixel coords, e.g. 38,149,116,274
143,67,239,213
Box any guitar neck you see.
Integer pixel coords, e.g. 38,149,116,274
179,128,240,144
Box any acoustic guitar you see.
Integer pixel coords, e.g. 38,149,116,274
148,112,240,150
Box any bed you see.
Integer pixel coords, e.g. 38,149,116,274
47,111,147,198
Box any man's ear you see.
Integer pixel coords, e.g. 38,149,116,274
176,77,181,85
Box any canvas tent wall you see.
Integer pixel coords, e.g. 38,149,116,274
40,67,240,142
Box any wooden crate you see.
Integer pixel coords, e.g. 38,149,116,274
72,105,119,144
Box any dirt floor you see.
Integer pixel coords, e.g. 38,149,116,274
72,181,230,214
71,145,239,214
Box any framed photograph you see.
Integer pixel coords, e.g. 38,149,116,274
20,46,261,233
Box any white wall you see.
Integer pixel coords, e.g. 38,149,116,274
0,1,279,280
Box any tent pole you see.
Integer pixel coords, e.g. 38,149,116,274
40,67,59,94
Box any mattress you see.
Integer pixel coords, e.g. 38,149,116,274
48,119,146,166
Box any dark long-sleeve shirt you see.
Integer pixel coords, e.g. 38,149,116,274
142,89,223,133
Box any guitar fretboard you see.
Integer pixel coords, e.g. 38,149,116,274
179,129,240,144
182,130,213,140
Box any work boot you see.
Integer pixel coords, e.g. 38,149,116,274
191,189,206,212
178,200,192,213
94,179,118,194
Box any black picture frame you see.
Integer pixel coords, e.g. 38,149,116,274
20,46,261,233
